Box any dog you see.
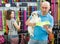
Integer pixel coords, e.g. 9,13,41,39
28,11,41,36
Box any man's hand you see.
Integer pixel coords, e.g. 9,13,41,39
25,18,36,27
43,25,49,30
43,25,52,34
26,22,36,27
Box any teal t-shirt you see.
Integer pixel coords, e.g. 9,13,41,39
29,10,54,41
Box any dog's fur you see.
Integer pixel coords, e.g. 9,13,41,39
28,11,41,36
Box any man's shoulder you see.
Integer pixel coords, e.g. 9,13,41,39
47,13,53,19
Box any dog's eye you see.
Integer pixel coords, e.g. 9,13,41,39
38,14,39,17
32,14,34,16
32,15,33,16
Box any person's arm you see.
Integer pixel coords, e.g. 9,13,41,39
13,21,21,31
43,25,53,34
25,18,36,27
43,17,54,34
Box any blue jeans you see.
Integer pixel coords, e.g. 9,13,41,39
28,39,48,44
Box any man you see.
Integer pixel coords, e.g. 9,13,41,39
25,1,54,44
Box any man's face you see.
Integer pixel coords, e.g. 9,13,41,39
41,3,50,13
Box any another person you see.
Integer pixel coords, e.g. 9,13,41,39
26,1,54,44
6,9,21,44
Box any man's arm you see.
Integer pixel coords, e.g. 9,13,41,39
25,18,36,26
43,25,53,34
43,16,54,34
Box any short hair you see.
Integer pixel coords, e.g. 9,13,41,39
6,9,14,20
41,1,50,7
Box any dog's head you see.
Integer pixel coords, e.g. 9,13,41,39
31,11,39,18
31,11,41,22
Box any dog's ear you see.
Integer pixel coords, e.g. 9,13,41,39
31,12,35,17
31,13,34,16
38,14,40,17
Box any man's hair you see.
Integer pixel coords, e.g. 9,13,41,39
41,1,50,7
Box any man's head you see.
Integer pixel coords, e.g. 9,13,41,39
41,1,50,13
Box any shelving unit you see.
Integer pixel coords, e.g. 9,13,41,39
0,1,38,33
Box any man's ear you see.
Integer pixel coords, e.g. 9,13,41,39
49,6,50,10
